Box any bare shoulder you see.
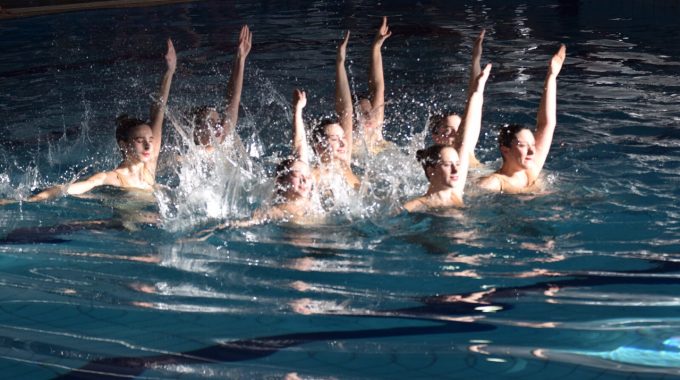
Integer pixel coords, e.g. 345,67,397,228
80,171,117,186
403,197,426,213
477,174,502,192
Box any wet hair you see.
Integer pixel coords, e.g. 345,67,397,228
189,105,216,127
189,106,217,145
115,114,147,142
427,111,460,134
311,119,338,147
416,144,452,177
498,124,531,147
274,158,300,199
427,112,446,133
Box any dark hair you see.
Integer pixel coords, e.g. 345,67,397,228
115,114,147,142
427,111,460,133
189,105,215,127
188,106,216,145
311,118,338,146
498,124,531,147
416,144,452,176
274,157,299,199
428,113,446,133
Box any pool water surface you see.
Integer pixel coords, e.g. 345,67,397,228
1,0,680,379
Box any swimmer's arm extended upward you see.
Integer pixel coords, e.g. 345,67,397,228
335,31,353,157
533,44,566,174
368,17,391,128
454,64,491,195
222,25,252,141
466,29,485,99
147,39,176,174
459,30,485,127
292,89,310,163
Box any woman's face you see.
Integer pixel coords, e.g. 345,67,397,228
502,129,536,169
318,123,347,162
427,146,461,188
279,161,312,200
432,114,461,146
194,109,222,146
124,124,154,163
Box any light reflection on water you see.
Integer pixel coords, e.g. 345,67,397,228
1,0,680,378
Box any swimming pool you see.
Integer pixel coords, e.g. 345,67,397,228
1,0,680,378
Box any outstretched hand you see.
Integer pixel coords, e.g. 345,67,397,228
293,89,307,110
165,38,177,73
374,16,392,46
473,29,485,61
549,44,566,76
337,31,350,62
474,63,492,92
238,25,252,59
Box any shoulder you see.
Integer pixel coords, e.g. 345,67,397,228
403,197,426,213
87,171,118,186
477,173,502,192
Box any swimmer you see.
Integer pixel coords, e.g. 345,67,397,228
353,16,393,157
403,64,492,212
478,44,566,194
308,31,361,191
26,39,177,202
207,89,321,230
428,29,485,168
189,25,252,151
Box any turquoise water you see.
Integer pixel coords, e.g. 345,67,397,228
1,1,680,378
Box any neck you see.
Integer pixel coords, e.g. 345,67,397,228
425,184,455,197
119,159,150,177
498,160,525,177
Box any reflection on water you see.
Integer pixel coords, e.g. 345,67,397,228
1,0,680,379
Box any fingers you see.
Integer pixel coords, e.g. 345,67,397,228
341,30,350,47
165,38,177,70
549,44,566,76
293,89,307,108
238,25,252,57
166,38,175,56
476,63,492,89
476,29,485,43
376,16,392,41
337,30,350,59
472,29,484,58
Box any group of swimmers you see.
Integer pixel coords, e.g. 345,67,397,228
3,17,567,227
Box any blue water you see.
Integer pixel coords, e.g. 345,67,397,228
1,0,680,379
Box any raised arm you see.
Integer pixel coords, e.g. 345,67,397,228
533,44,566,173
292,89,310,164
454,64,491,194
368,17,391,127
148,39,176,170
459,30,485,123
221,25,252,142
466,29,485,99
335,31,353,158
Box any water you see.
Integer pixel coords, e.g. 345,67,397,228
1,0,680,378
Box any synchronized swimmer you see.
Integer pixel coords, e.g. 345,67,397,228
2,17,567,228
